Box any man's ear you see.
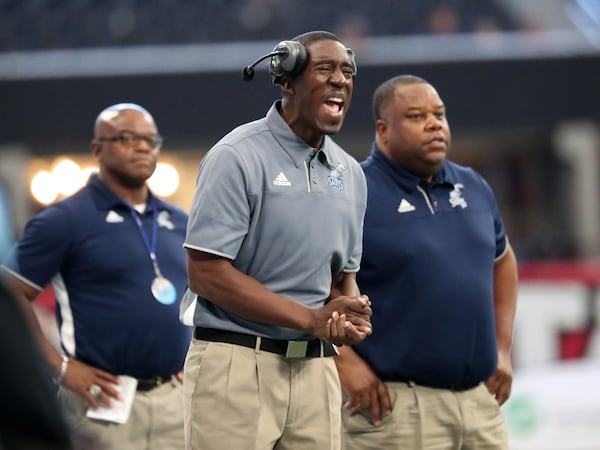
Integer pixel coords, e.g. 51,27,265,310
375,120,388,144
91,140,101,159
280,78,295,95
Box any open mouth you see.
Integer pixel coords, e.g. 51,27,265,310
323,97,344,117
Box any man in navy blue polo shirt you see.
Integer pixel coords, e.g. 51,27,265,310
2,103,191,449
336,75,518,449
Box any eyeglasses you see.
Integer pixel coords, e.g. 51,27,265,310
97,131,163,149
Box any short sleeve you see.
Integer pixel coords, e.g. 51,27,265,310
184,145,251,259
4,205,72,290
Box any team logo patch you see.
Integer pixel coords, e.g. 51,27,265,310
449,183,467,209
328,163,347,191
157,211,175,230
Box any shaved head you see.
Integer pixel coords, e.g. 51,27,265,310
94,103,154,137
91,103,161,196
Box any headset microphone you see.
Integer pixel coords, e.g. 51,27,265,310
242,49,289,82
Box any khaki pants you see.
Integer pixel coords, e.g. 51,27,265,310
59,377,185,450
342,382,508,450
183,339,342,450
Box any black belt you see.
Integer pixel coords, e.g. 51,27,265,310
194,327,337,358
389,378,479,392
446,383,479,392
136,375,172,392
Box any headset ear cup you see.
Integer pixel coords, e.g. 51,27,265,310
269,40,308,85
284,41,307,77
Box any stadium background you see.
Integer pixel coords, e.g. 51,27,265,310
1,1,600,447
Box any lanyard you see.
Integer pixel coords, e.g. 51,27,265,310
125,198,177,305
127,199,163,278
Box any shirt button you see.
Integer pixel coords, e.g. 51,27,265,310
433,201,438,207
312,177,318,184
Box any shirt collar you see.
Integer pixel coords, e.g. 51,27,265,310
88,174,173,213
266,100,334,168
369,143,455,191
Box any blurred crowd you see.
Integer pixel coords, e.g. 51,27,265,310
0,0,524,51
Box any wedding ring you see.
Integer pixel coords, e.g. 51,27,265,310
88,384,101,397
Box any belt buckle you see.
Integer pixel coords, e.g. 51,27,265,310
284,340,308,358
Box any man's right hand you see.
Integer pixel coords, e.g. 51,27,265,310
61,358,122,409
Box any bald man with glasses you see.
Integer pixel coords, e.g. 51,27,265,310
2,103,191,449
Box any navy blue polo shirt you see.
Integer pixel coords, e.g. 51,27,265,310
355,145,507,388
3,175,191,378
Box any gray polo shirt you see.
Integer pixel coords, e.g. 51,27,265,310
181,100,367,340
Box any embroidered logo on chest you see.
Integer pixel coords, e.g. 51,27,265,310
157,211,175,230
449,183,467,209
105,210,124,223
397,199,416,213
273,172,292,187
328,163,347,191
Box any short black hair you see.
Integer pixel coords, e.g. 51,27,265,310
372,75,428,122
292,30,343,47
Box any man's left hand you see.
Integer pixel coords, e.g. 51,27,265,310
485,349,512,405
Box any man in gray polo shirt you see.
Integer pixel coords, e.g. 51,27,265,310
180,31,371,449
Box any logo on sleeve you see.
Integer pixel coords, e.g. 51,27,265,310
273,172,291,187
397,199,416,213
449,183,467,209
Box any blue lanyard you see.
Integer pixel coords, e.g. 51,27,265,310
127,199,163,277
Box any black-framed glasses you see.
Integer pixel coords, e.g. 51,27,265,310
97,131,163,149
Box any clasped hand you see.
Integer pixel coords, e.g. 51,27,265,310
314,294,372,346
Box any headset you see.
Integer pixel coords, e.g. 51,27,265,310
242,40,357,85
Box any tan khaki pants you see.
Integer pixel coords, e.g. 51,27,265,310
342,382,508,450
59,377,185,450
183,339,342,450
